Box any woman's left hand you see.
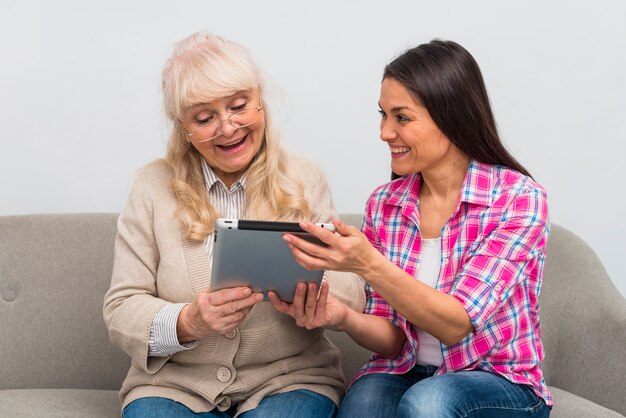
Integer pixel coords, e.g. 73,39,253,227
282,219,380,277
268,280,349,331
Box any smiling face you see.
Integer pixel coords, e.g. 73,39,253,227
378,78,465,177
180,90,265,188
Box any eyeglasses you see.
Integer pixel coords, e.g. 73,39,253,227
181,104,263,143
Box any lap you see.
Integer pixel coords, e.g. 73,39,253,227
241,389,336,418
398,370,550,418
123,390,336,418
123,397,231,418
337,366,436,418
338,368,549,418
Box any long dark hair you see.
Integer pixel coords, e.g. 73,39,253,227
384,39,531,180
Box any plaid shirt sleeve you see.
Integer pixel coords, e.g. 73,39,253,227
449,183,549,332
361,195,401,326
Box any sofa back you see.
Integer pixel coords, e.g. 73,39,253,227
2,213,624,414
0,213,128,390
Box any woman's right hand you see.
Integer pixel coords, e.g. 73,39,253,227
282,219,382,277
176,287,264,342
268,280,350,331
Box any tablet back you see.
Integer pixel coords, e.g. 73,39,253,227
210,219,326,302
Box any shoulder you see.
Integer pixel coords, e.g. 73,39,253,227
290,156,327,183
369,177,402,200
287,156,338,221
287,156,332,192
128,159,175,200
135,159,174,181
491,165,547,203
133,159,174,186
488,165,549,225
366,174,420,209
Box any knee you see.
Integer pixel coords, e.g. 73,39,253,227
337,389,379,417
397,377,464,418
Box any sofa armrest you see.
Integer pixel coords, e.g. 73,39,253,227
540,224,626,415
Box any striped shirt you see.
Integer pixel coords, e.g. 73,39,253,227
148,159,247,356
355,160,553,406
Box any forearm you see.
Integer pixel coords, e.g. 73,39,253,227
285,220,473,346
363,251,473,346
338,308,405,358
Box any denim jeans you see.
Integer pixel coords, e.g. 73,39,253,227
123,389,336,418
337,365,550,418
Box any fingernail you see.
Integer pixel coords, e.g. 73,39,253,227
243,288,251,296
255,293,264,301
283,235,291,242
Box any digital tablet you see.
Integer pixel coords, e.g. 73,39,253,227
210,218,335,302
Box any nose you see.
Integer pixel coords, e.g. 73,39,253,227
379,118,396,143
216,118,237,137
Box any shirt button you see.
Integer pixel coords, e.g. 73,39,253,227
217,367,232,383
219,396,231,409
225,329,237,339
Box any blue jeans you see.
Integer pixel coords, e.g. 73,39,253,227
337,366,550,418
123,389,336,418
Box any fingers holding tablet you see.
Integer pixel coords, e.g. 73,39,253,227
284,219,379,277
178,286,264,340
269,281,350,331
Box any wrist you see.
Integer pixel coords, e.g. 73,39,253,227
334,306,357,333
358,246,387,283
176,304,199,343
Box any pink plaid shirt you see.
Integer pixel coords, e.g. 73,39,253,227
355,160,553,406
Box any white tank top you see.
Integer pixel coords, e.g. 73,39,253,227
415,236,444,367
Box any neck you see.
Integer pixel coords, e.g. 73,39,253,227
420,154,470,204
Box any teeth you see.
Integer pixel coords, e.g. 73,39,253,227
390,147,409,154
219,135,246,148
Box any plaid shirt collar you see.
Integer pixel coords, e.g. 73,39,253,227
386,160,495,217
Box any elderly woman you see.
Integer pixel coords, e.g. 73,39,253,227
274,40,552,417
103,32,364,418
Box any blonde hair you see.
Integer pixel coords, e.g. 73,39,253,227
162,32,311,241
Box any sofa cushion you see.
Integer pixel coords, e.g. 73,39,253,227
550,386,625,417
0,389,120,418
1,386,622,418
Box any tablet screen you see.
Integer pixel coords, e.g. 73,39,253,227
210,219,333,302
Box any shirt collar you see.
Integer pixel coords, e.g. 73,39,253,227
200,158,247,193
459,159,494,207
386,159,494,211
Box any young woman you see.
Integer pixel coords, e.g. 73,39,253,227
272,40,552,417
103,32,364,418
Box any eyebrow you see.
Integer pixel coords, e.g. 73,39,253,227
378,102,413,113
188,93,252,112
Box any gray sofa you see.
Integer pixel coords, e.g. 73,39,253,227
1,213,625,418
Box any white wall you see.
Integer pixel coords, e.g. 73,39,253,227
1,0,625,296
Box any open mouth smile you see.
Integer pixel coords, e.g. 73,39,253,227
216,133,248,150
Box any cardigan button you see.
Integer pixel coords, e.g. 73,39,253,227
218,396,231,409
217,367,232,383
225,329,237,339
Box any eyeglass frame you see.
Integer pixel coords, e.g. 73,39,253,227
178,101,264,143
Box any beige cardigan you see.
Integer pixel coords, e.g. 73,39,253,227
103,159,366,416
